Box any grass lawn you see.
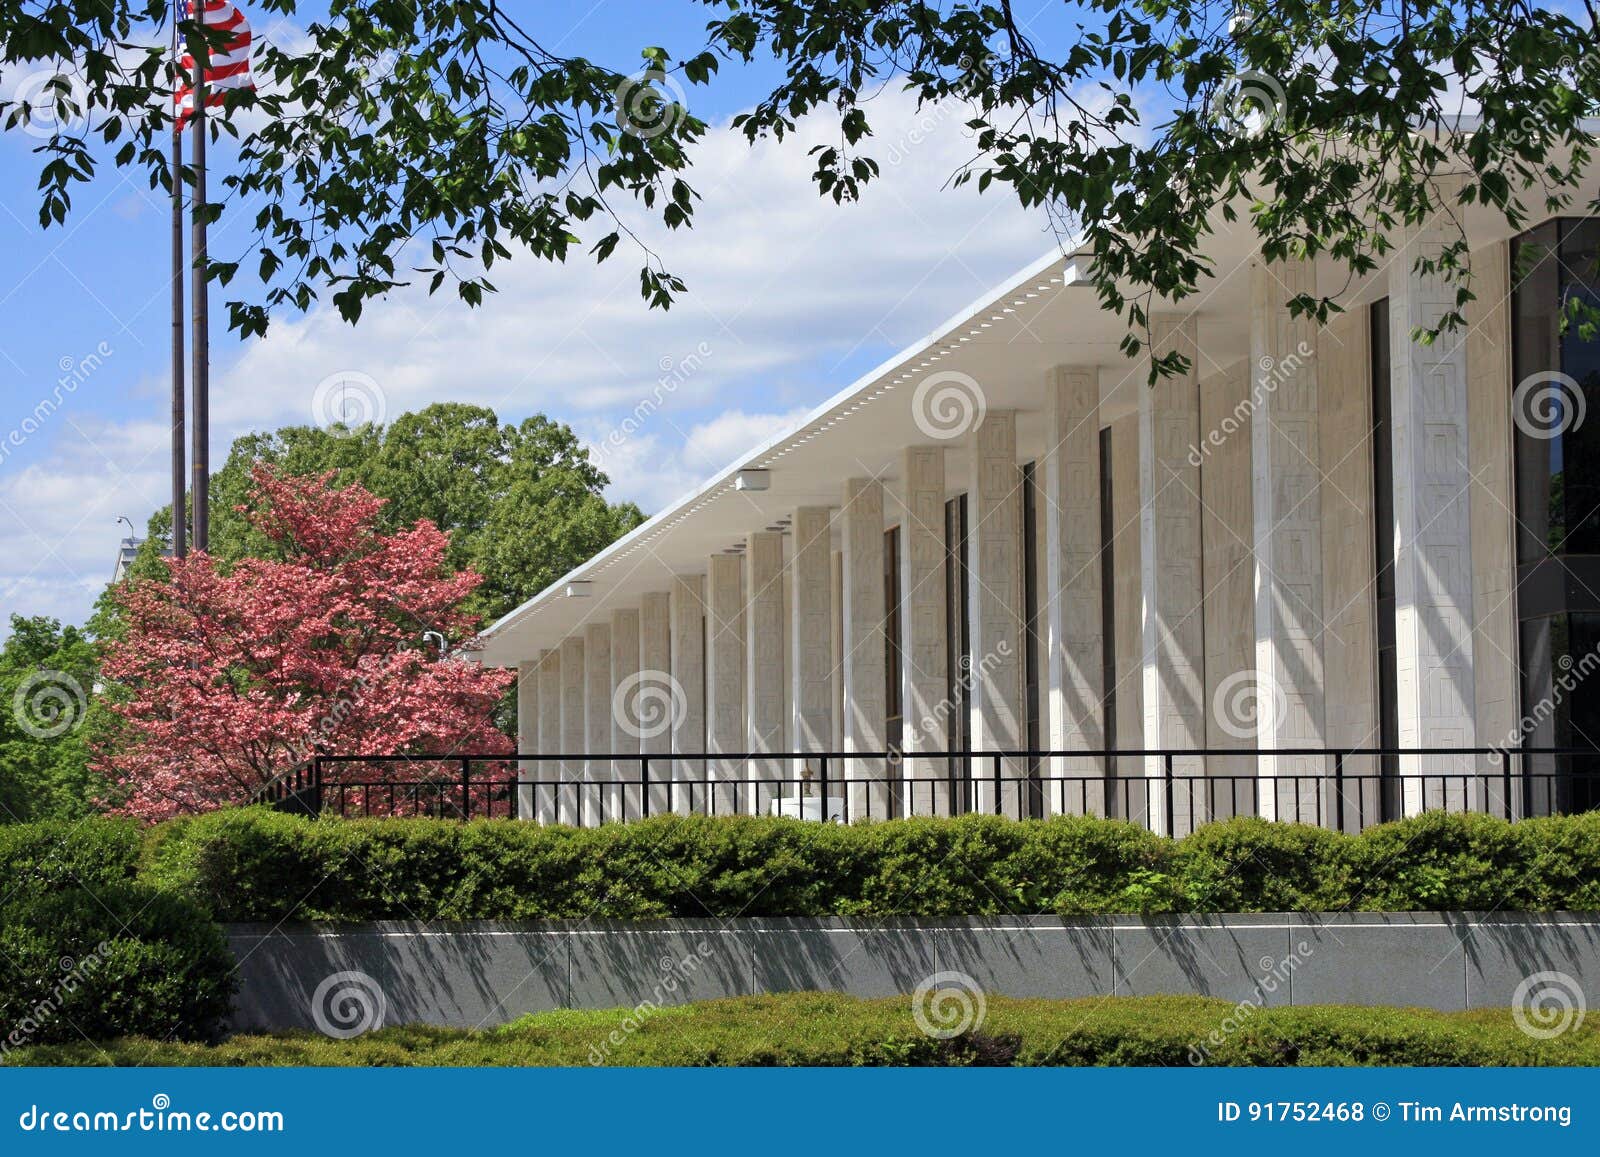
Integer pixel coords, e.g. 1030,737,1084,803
6,993,1596,1067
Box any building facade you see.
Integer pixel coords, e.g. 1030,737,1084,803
479,197,1600,833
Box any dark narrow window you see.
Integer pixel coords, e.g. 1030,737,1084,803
1370,297,1399,816
1022,460,1043,816
884,525,903,741
1512,218,1600,814
1099,427,1117,789
945,494,972,809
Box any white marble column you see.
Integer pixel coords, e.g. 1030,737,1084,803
746,530,786,814
1042,367,1105,815
1201,360,1258,808
1250,258,1326,822
841,476,890,818
582,622,611,828
1466,241,1518,811
609,608,640,822
967,411,1027,817
1317,310,1378,828
706,554,745,814
1390,176,1477,811
1110,415,1144,820
516,660,538,820
1140,315,1207,834
899,446,949,815
558,634,585,826
535,648,561,824
639,590,673,816
670,574,707,815
791,507,835,809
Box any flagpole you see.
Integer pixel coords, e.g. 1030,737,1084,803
189,0,209,553
170,5,187,560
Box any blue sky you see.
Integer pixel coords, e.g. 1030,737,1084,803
0,1,1074,631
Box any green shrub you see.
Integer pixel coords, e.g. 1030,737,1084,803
1173,817,1355,911
8,993,1598,1067
0,817,141,891
144,806,1600,923
0,884,235,1050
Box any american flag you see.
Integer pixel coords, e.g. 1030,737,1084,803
175,0,255,128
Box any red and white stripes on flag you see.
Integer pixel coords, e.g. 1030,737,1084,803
175,0,255,128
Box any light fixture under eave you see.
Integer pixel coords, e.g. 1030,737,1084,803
735,468,771,492
563,581,593,598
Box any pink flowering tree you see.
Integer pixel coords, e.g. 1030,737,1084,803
97,465,515,821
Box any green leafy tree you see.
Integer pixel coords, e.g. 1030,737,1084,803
136,403,644,622
0,615,103,822
2,1,1596,359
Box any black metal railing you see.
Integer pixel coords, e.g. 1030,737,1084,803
255,746,1600,835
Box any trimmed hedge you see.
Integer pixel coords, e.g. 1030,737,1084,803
0,884,236,1050
142,806,1600,922
8,993,1599,1067
0,817,141,891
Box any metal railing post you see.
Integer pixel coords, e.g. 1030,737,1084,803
993,754,1002,816
641,757,651,818
1334,751,1345,833
461,757,471,821
818,755,829,822
1502,748,1513,820
1163,752,1175,837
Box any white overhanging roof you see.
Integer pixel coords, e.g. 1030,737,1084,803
476,173,1579,667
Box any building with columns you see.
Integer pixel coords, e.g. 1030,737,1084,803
480,195,1600,834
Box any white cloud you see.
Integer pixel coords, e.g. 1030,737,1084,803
1,82,1059,630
